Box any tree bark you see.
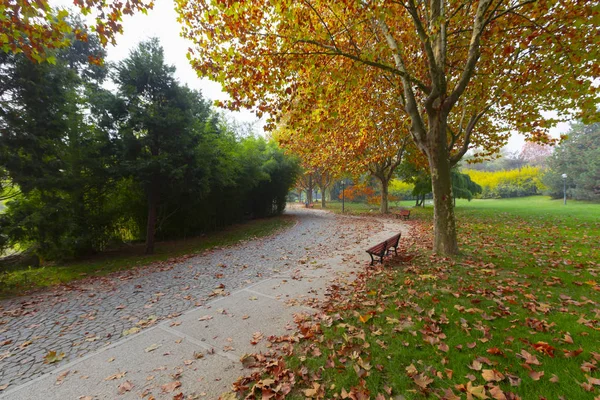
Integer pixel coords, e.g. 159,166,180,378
321,188,326,208
145,179,159,255
306,174,313,204
427,116,458,255
379,178,389,214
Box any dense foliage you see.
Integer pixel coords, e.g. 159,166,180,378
543,122,600,202
464,166,545,199
0,36,299,261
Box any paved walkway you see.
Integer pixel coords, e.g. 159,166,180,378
0,207,408,399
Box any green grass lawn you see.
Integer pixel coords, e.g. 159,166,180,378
236,196,600,399
0,215,295,298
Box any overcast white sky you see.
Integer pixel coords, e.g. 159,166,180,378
52,0,570,152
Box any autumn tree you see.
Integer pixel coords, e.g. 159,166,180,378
1,0,152,62
276,69,417,213
313,168,335,208
177,0,598,254
296,171,315,204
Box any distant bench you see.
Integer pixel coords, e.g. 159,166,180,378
305,203,315,208
394,209,410,220
365,232,401,265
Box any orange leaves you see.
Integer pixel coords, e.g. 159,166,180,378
518,349,540,365
481,369,505,382
405,364,433,391
3,0,152,62
532,341,555,357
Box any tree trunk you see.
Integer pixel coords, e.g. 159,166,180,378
379,178,389,214
306,174,313,203
321,188,326,208
145,180,159,255
427,117,459,255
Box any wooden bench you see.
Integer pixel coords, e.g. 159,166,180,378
305,203,315,208
365,232,401,265
394,209,410,220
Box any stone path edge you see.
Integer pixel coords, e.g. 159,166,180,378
0,274,278,399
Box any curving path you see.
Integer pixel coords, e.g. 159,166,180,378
0,207,387,390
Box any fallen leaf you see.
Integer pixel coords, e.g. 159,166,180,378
44,351,65,364
104,371,126,381
303,382,321,397
587,375,600,386
55,370,70,385
161,380,182,393
117,380,134,394
529,370,544,381
413,373,433,389
358,313,372,323
469,360,483,371
405,364,418,376
19,341,32,349
519,349,540,365
466,381,488,399
532,341,555,357
144,343,161,353
122,327,140,336
488,385,507,400
198,315,213,321
482,369,505,382
563,348,584,358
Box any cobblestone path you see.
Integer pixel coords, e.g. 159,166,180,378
0,208,382,388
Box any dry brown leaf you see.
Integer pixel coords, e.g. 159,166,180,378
413,373,433,389
466,382,488,399
161,380,181,393
117,380,134,394
482,369,505,382
519,349,540,365
55,370,70,386
488,385,507,400
528,370,544,381
104,371,126,381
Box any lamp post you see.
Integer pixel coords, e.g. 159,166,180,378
562,173,567,205
341,179,345,213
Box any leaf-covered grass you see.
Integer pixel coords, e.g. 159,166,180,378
239,196,600,399
0,216,295,298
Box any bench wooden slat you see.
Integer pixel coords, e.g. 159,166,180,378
394,210,410,220
365,232,402,265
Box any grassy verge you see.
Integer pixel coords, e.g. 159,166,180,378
236,197,600,399
0,215,295,298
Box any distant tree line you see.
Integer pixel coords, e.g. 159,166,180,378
0,30,299,261
543,122,600,202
